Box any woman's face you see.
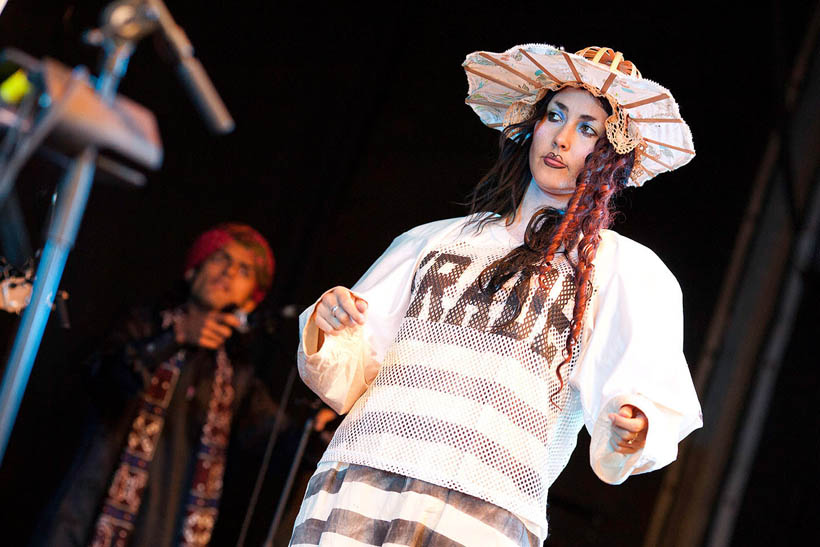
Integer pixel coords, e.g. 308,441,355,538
528,87,609,206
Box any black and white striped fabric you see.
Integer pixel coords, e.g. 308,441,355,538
290,461,541,546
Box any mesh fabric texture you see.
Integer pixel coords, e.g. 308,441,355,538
323,237,585,531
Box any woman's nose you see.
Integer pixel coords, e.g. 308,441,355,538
553,126,572,150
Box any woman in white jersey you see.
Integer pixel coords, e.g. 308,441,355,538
290,44,703,546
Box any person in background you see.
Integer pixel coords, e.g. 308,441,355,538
34,223,277,547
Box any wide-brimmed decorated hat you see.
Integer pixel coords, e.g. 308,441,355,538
463,43,694,186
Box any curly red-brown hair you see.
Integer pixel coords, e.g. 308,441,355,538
539,138,634,406
468,90,635,408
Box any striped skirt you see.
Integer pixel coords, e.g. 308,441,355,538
289,461,542,546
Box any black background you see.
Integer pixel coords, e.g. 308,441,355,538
0,1,816,545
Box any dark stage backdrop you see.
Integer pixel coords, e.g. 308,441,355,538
0,1,814,545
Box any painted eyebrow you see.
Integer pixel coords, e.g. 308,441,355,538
553,101,603,123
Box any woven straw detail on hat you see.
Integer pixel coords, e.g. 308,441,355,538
462,44,695,186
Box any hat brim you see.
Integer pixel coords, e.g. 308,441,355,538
463,44,695,187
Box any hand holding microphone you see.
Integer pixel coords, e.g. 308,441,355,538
173,306,242,349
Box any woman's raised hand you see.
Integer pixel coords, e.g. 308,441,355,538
313,286,368,335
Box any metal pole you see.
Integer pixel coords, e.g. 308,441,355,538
0,146,97,463
264,415,315,547
707,169,820,546
236,366,297,547
0,36,131,465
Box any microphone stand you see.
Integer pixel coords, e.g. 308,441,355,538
0,0,233,464
265,405,319,546
0,37,132,464
236,365,297,547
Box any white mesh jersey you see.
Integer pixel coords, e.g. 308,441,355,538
298,215,704,540
323,236,583,529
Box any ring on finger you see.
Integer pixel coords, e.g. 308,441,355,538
330,305,340,318
626,438,635,445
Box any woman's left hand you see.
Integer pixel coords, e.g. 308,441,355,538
608,404,648,454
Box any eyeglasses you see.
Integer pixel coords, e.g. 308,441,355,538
206,250,254,279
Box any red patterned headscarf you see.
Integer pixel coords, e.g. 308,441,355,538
184,223,275,303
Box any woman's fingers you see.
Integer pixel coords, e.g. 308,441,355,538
612,426,637,445
612,425,632,440
328,291,355,328
614,444,640,454
334,288,366,325
610,414,645,433
315,292,343,332
325,290,353,328
609,406,648,433
314,313,338,334
313,287,367,334
315,287,368,334
612,428,644,453
609,405,648,454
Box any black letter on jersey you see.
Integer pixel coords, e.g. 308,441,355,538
407,253,471,322
529,274,574,360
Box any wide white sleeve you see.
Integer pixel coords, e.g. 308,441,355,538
570,232,703,484
296,218,462,414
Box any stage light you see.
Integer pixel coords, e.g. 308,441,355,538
0,69,32,105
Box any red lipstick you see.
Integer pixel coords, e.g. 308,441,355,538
543,153,566,169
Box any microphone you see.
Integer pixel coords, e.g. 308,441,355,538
175,56,235,134
221,303,249,334
145,0,235,134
